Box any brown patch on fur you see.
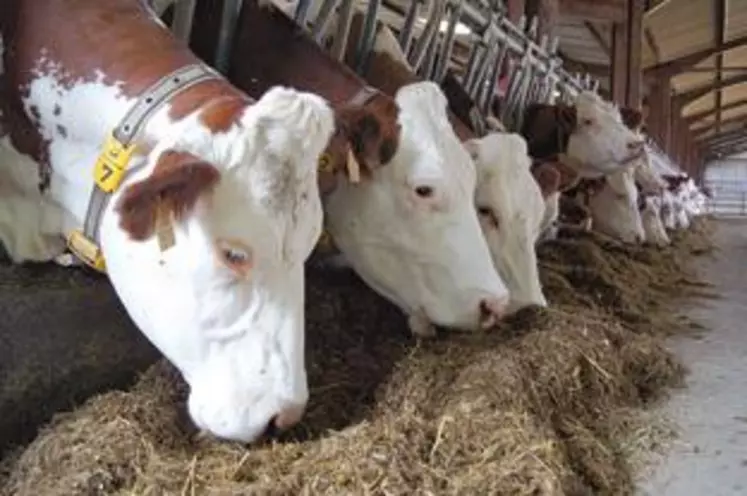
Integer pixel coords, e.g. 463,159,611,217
117,150,221,241
338,94,401,170
620,107,644,132
531,162,561,198
534,159,580,192
521,104,578,159
198,95,252,133
558,194,592,226
168,79,249,122
1,0,249,190
567,177,607,205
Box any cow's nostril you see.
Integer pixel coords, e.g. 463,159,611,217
479,296,509,329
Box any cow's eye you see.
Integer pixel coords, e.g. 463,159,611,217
477,205,499,228
414,185,434,198
582,118,593,126
215,238,253,276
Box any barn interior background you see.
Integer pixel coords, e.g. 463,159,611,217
1,0,745,495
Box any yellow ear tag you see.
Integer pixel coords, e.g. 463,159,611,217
346,149,361,183
318,153,335,174
155,201,176,253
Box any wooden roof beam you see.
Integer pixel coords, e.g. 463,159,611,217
693,113,747,137
714,0,726,133
644,34,747,79
674,72,747,105
559,0,627,22
559,53,610,78
685,98,747,123
709,140,747,157
584,21,611,57
698,126,747,144
708,136,747,153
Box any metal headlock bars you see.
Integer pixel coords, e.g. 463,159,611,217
153,0,602,138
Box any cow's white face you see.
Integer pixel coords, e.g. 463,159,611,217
640,195,670,247
673,193,691,229
324,81,509,335
567,92,645,175
100,87,335,443
465,133,547,313
660,190,677,230
588,166,645,244
633,149,667,195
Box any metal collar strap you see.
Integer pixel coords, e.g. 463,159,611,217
67,63,221,273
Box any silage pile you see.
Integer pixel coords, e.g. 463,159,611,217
0,218,717,496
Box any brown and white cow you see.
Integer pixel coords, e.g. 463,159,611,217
337,17,565,312
520,97,645,177
0,0,338,444
224,1,510,337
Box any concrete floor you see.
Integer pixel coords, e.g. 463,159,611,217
639,218,747,496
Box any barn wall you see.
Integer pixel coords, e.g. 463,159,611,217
703,155,747,217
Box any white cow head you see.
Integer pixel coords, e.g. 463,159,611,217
640,195,670,247
101,87,335,443
587,166,645,244
323,81,510,336
566,92,645,176
464,132,548,313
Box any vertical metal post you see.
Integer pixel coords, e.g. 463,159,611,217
311,0,341,43
399,0,422,56
330,0,355,61
354,0,383,75
171,0,197,43
294,0,313,27
214,0,244,74
434,0,465,82
409,0,446,73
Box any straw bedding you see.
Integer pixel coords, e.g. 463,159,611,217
0,217,717,495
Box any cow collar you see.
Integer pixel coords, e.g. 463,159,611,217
66,64,222,273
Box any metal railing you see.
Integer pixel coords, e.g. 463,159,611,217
153,0,599,134
153,0,687,171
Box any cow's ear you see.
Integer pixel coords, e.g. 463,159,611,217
531,162,561,198
337,96,400,173
534,159,580,192
116,149,220,241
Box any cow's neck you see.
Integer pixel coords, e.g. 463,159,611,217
0,0,248,241
228,1,366,108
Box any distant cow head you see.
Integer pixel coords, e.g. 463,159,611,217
522,92,645,176
324,81,510,336
572,167,645,244
464,132,548,313
106,87,336,444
